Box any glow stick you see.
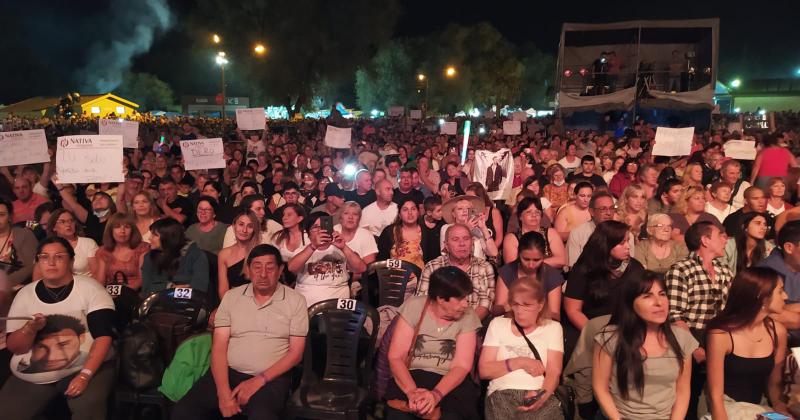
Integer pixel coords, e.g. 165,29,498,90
460,120,471,165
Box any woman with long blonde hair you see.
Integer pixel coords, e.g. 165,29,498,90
682,162,703,188
669,185,721,244
617,183,647,240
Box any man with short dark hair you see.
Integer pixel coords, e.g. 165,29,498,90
311,183,345,225
647,177,684,215
723,186,775,239
665,220,732,420
393,168,424,210
566,155,606,188
172,245,307,420
420,196,444,261
157,178,193,226
566,192,633,267
761,221,800,333
12,178,49,224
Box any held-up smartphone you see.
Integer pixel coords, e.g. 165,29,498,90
522,389,545,406
758,413,791,420
320,215,334,236
468,208,477,221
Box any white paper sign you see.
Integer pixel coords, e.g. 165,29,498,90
502,120,521,135
0,129,50,167
324,126,352,149
512,111,528,122
724,140,757,160
652,127,694,157
180,138,225,170
410,110,422,120
235,108,266,131
98,118,139,148
473,149,515,201
388,106,404,117
441,122,457,135
56,135,124,183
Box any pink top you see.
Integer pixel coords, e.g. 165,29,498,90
96,242,150,290
758,147,793,178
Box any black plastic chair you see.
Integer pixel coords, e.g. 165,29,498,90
113,288,212,420
366,259,422,308
287,298,380,420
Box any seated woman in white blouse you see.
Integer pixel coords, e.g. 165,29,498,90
479,277,565,420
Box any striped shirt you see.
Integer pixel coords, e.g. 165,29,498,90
415,253,495,312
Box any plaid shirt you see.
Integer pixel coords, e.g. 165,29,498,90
415,254,495,311
666,252,733,332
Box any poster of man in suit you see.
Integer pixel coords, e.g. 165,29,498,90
473,149,513,201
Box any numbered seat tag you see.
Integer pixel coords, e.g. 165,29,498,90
106,285,122,297
386,259,402,269
174,287,193,299
336,298,357,311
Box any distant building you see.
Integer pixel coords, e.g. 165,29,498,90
180,95,249,116
0,93,139,118
716,78,800,113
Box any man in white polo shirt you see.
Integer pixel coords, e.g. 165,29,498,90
172,244,308,420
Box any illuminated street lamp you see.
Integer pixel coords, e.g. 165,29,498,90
417,74,426,81
254,44,267,55
212,33,221,44
445,66,457,78
730,79,741,88
215,51,229,121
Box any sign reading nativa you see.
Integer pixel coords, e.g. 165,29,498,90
0,130,50,167
180,138,226,170
56,135,124,183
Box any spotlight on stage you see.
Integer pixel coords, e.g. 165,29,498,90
579,68,588,77
563,69,573,78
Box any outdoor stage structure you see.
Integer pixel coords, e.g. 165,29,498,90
555,18,719,130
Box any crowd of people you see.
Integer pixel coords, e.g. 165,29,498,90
1,109,800,420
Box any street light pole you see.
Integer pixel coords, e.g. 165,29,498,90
221,63,226,121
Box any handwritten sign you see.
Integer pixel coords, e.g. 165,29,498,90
324,126,352,149
98,118,139,148
388,106,404,117
502,120,521,135
441,122,457,135
0,129,50,167
180,138,225,170
724,140,757,160
652,127,694,157
512,111,528,122
409,109,422,120
56,135,124,183
235,108,266,130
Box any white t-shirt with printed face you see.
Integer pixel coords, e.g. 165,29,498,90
294,245,350,307
6,275,115,384
482,317,564,396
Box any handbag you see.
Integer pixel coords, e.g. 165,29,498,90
513,320,576,420
387,299,442,420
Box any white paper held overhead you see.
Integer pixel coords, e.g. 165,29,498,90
324,126,352,149
180,138,226,170
652,127,694,157
98,118,139,148
56,135,124,183
0,130,50,167
441,122,457,135
235,108,266,131
502,120,521,135
723,140,757,160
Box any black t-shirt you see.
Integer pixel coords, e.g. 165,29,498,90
567,172,607,188
168,196,194,226
84,213,106,246
564,258,645,320
392,188,424,207
344,189,376,208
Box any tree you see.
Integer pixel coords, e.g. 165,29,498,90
189,0,400,111
355,41,415,111
115,72,176,111
519,42,557,109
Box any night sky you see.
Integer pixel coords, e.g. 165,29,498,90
1,0,798,104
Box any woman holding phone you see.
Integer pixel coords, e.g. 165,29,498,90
287,212,366,307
